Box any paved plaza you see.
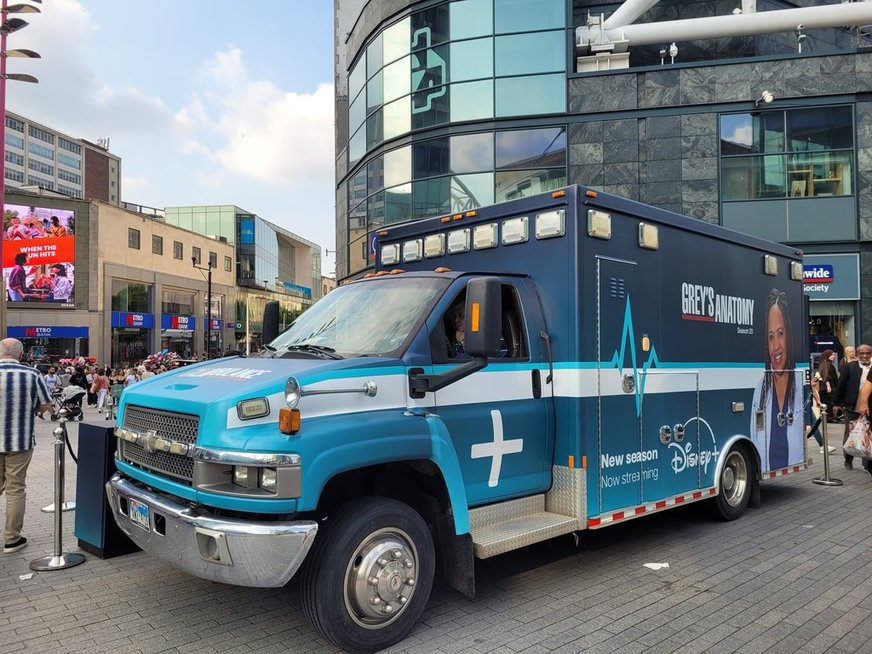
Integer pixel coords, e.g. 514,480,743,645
2,406,871,654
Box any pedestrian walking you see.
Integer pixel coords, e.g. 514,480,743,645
91,367,110,413
832,343,872,469
0,338,52,553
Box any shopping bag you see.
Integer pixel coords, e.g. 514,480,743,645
844,418,872,459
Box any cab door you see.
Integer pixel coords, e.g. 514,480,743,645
431,279,552,506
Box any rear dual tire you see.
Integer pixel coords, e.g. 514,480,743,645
714,445,752,520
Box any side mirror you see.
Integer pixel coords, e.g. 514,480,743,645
464,277,501,358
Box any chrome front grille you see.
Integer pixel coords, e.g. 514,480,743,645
119,405,200,485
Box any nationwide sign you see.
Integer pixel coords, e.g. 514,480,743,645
802,254,859,300
803,265,834,288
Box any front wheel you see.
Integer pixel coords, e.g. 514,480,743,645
300,497,435,654
714,445,752,520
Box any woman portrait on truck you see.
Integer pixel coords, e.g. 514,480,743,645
751,288,804,470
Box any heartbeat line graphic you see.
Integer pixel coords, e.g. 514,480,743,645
608,294,660,416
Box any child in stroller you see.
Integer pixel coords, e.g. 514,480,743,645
47,385,87,421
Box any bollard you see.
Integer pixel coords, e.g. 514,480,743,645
813,404,843,487
42,407,75,513
30,414,85,571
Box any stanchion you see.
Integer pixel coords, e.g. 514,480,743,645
813,404,843,487
30,410,85,571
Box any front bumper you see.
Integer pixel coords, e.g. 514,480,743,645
106,473,318,587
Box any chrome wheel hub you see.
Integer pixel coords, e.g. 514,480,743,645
722,451,748,507
345,528,418,628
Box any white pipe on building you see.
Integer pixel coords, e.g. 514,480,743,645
602,0,661,30
594,3,872,48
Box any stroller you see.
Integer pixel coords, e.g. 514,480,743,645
48,385,86,421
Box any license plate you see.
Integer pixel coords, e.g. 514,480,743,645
128,499,150,531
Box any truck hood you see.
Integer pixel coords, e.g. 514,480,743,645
118,354,409,433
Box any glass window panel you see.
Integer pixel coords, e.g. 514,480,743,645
720,155,786,201
412,176,451,219
349,93,366,134
349,126,365,167
495,0,565,34
383,56,410,103
495,31,564,76
450,79,494,122
385,183,413,224
451,0,493,40
349,169,368,209
367,33,383,79
496,127,566,170
789,151,853,197
349,199,367,231
451,173,494,211
411,84,450,130
495,169,566,203
348,232,370,275
450,38,493,82
720,113,783,155
412,44,449,95
451,132,494,173
383,17,410,65
413,138,450,179
349,58,365,103
787,106,853,151
384,146,411,188
383,96,411,141
411,4,450,51
366,108,384,150
367,70,383,113
368,191,386,229
495,74,565,117
367,156,384,193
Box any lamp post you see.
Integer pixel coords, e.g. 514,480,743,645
193,257,215,359
0,0,40,338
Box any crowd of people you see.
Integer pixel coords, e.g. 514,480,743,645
38,362,162,413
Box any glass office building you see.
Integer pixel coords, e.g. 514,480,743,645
335,0,872,349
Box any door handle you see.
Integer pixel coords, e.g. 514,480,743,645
532,369,542,398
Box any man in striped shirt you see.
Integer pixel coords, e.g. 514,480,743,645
1,338,52,553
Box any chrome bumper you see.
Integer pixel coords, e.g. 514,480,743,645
105,473,318,587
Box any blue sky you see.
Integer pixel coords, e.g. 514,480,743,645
6,0,337,272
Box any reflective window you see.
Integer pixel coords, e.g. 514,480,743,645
366,108,384,150
496,127,566,169
451,79,494,122
368,191,386,229
367,33,383,79
495,0,564,34
349,127,365,166
495,31,564,76
721,155,787,200
411,4,450,50
367,156,385,193
349,169,367,209
349,59,365,103
451,133,494,173
411,84,450,130
349,93,366,134
385,184,413,224
349,199,367,231
412,44,448,95
367,70,383,113
383,96,411,141
413,138,450,179
720,113,784,155
495,169,566,202
383,17,410,65
787,106,853,151
412,177,451,219
450,38,493,82
452,173,494,210
384,146,411,188
451,0,493,40
5,133,24,149
348,232,370,275
383,56,411,103
495,74,565,116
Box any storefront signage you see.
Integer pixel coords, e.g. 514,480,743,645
207,319,223,330
282,281,312,298
802,254,859,300
161,315,196,330
239,218,255,244
7,326,89,339
226,322,243,329
111,312,155,329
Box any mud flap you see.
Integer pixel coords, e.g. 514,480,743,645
435,514,475,599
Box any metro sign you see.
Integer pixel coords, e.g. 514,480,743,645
803,265,834,284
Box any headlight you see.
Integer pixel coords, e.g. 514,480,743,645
285,377,301,409
232,466,249,487
237,397,270,420
260,468,277,493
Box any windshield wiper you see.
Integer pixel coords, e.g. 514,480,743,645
282,344,343,360
261,344,277,358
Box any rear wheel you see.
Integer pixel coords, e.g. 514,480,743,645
714,445,752,520
300,497,435,654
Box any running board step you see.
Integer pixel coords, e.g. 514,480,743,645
469,495,578,559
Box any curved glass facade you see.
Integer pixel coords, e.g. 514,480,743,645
344,0,568,275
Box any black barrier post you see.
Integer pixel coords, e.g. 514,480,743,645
30,410,85,571
813,404,843,487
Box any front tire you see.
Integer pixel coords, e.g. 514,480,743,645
300,497,435,654
714,445,752,520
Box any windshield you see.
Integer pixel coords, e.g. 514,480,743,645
270,276,450,358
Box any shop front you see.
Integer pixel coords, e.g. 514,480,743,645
7,325,89,363
111,311,154,366
804,253,859,366
160,314,195,358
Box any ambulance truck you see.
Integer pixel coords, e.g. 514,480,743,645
107,185,808,653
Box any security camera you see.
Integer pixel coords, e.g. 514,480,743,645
191,256,196,263
669,43,678,58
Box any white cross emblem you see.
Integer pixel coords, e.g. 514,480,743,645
471,410,524,488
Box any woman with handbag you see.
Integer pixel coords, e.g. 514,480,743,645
815,350,839,422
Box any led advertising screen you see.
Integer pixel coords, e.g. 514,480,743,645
3,204,76,307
